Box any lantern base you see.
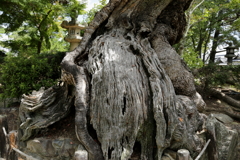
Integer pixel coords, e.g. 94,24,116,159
70,42,80,51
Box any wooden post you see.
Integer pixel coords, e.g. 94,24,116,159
0,115,8,158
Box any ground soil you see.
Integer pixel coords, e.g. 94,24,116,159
35,106,78,142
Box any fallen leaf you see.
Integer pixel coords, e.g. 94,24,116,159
178,117,184,122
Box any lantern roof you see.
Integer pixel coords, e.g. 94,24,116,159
224,44,238,50
61,20,85,30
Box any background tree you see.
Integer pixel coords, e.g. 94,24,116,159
176,0,240,66
82,0,107,23
0,0,86,55
0,0,87,99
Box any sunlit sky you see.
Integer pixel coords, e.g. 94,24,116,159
77,0,109,21
83,0,109,10
86,0,101,10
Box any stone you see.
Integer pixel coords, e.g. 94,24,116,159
24,138,86,160
177,149,192,160
205,114,238,160
74,150,88,160
211,113,234,124
26,139,56,157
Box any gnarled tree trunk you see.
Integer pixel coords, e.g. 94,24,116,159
61,0,207,159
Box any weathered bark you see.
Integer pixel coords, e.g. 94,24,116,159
18,84,74,144
61,0,208,159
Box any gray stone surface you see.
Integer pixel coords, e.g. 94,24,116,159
24,138,85,160
212,113,234,124
206,114,238,160
177,149,192,160
0,98,19,108
74,150,88,160
0,107,19,131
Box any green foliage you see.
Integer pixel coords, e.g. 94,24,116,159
0,1,92,99
0,52,65,98
177,0,240,64
197,64,240,89
181,50,204,69
0,0,86,54
83,0,107,23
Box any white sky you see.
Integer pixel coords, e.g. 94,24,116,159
86,0,100,10
77,0,109,22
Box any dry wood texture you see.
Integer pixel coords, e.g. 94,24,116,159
60,0,207,159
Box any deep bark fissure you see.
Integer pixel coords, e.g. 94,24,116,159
122,96,127,115
108,147,115,159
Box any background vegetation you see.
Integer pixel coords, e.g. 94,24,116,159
175,0,240,68
0,0,87,99
0,52,65,98
175,0,240,91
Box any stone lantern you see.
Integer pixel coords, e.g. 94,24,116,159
224,44,238,65
61,20,85,51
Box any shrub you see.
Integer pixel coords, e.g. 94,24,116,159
197,64,240,89
0,52,65,98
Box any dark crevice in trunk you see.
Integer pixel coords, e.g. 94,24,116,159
163,106,170,139
122,96,127,115
129,45,141,56
126,136,129,144
87,122,101,146
130,141,142,159
90,19,109,44
140,31,151,38
76,19,109,62
108,147,114,159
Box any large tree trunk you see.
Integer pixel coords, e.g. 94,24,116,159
61,0,207,159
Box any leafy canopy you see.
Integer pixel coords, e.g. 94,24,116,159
0,0,88,99
178,0,240,67
0,52,65,98
0,0,87,55
82,0,107,23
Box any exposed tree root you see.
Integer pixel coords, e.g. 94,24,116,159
209,88,240,109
